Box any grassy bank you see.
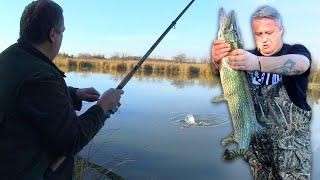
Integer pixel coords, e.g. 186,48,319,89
73,156,124,180
54,56,220,87
54,56,320,88
310,68,320,84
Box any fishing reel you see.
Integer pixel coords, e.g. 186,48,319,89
108,102,121,115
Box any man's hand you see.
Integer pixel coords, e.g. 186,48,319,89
229,49,260,71
211,39,231,70
97,88,124,114
76,87,100,102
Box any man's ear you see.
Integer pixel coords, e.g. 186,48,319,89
49,28,55,43
280,26,284,36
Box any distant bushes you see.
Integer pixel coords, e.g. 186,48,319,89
310,69,320,84
115,63,127,72
53,57,219,86
166,65,180,76
188,66,200,78
53,55,320,93
143,64,153,75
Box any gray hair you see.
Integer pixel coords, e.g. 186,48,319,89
251,5,283,27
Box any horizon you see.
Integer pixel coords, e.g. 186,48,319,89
0,0,319,64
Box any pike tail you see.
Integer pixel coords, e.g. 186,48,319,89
223,149,249,161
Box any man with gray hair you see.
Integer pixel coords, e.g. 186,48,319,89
212,5,312,179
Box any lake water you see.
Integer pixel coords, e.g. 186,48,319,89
65,72,320,180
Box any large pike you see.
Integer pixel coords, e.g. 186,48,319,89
216,9,263,160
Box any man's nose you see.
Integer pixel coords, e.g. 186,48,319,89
262,34,268,43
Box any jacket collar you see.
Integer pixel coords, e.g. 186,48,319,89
17,38,66,77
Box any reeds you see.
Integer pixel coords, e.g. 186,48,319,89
54,57,220,87
310,69,320,84
54,56,320,89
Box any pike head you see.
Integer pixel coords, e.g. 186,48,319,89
218,8,243,50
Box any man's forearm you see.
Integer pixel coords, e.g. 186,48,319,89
259,54,310,75
68,87,82,110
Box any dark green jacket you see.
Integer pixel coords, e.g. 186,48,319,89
0,39,106,179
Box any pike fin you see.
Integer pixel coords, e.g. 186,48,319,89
221,133,234,146
211,94,226,103
223,148,249,161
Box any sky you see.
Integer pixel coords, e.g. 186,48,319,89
0,0,319,64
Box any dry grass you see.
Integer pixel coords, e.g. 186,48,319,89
73,156,124,180
54,57,220,87
310,69,320,84
54,56,320,90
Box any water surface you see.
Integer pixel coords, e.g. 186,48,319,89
65,72,320,180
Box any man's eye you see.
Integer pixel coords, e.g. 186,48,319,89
266,31,273,35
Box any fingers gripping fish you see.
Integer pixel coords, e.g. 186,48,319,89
217,8,264,160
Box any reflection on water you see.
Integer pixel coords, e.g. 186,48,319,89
57,63,320,100
64,71,320,180
57,61,221,89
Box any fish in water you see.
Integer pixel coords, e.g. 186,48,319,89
216,8,263,160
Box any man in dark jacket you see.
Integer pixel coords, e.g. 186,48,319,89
0,0,123,179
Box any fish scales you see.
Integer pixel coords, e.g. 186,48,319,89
217,9,263,158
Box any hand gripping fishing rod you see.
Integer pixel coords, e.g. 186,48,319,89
108,0,195,114
46,0,195,176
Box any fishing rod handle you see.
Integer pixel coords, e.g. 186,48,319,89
108,102,121,114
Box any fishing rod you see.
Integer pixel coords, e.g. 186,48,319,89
108,0,195,114
117,0,195,90
46,0,195,175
